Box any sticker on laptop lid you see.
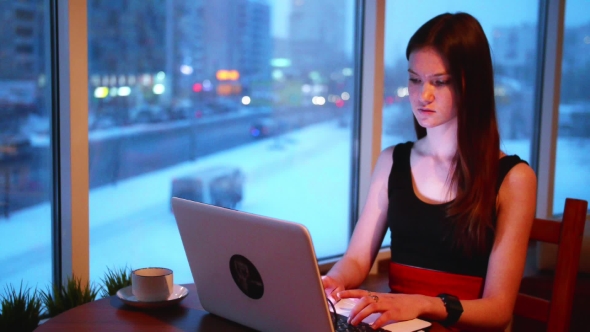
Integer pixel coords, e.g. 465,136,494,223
229,254,264,299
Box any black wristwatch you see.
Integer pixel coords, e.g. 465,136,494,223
437,293,463,327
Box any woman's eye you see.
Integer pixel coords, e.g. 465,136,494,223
409,77,421,84
434,79,450,86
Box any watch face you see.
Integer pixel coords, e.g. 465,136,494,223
445,295,463,313
441,294,463,312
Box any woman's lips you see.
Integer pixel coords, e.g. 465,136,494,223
418,108,435,114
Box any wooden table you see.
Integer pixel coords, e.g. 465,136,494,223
35,283,447,331
35,284,255,331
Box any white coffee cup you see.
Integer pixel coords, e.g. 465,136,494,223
131,267,174,302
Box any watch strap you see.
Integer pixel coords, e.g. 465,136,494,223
437,293,464,326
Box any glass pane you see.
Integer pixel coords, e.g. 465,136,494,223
555,0,590,215
0,1,53,295
88,0,358,284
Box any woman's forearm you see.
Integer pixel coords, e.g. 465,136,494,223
326,255,371,289
420,296,512,331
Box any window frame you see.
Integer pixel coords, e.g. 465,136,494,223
54,0,90,285
534,0,566,219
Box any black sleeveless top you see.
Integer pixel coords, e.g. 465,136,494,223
387,141,527,277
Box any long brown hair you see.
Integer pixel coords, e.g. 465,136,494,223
406,13,500,255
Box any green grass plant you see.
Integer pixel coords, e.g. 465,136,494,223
0,282,42,332
40,274,100,317
100,266,132,298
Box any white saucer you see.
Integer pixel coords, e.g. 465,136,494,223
116,284,189,309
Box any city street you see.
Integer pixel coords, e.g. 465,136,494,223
1,119,355,292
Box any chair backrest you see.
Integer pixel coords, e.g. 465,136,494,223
513,198,588,332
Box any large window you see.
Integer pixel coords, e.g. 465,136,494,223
554,0,590,215
87,0,358,284
0,1,53,295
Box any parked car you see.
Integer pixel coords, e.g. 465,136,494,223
0,133,32,163
249,117,279,138
207,99,239,113
129,103,169,124
170,166,244,209
88,109,117,130
170,98,200,119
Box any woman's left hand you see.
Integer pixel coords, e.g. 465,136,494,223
338,289,427,329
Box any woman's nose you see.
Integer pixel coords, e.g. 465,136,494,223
420,85,434,104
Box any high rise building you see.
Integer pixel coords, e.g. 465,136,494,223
0,0,44,80
0,0,45,119
164,0,205,100
201,0,272,85
88,1,167,76
491,24,537,82
289,0,347,76
88,0,270,104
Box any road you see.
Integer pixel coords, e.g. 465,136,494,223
0,105,345,215
0,119,356,290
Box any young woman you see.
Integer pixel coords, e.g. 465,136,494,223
322,12,536,331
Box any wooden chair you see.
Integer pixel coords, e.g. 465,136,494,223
513,198,588,332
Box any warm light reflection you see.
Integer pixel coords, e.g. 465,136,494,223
216,70,240,81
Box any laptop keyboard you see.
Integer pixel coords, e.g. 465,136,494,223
334,313,387,332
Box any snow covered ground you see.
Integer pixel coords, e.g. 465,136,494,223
1,119,355,292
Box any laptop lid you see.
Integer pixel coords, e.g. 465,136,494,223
172,198,432,332
172,197,334,332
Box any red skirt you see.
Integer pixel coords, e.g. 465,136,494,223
389,262,484,300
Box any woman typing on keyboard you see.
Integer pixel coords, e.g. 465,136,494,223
322,12,536,331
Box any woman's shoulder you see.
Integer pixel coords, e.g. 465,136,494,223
376,141,414,171
502,161,536,183
498,153,534,181
381,141,414,158
497,155,536,196
496,157,537,228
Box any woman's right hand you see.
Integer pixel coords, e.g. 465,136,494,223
321,275,346,303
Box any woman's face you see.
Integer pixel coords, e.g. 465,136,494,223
407,47,458,130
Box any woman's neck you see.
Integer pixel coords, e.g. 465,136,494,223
422,123,458,161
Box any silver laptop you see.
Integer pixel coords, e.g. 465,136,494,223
172,198,431,332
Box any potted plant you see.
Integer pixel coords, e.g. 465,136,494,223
0,282,42,332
